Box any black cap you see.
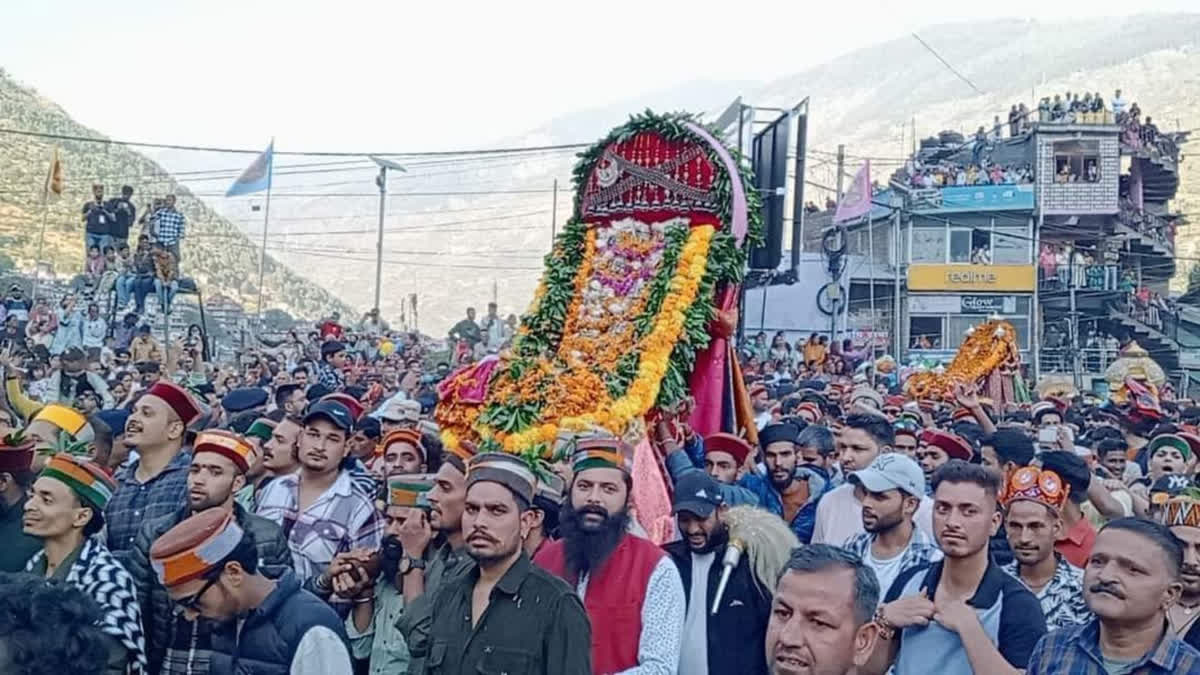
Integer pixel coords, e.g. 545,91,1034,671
320,341,346,358
759,422,800,449
221,387,269,413
671,472,724,517
356,416,381,440
306,383,332,402
303,400,354,433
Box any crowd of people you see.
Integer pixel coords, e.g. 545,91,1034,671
900,160,1034,190
2,277,1200,674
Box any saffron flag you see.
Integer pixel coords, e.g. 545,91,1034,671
833,160,872,223
44,148,64,200
225,141,274,197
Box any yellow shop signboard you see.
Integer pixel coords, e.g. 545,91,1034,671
907,265,1036,292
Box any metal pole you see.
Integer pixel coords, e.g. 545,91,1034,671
835,145,846,203
1033,206,1043,382
893,209,902,358
32,195,49,304
551,179,558,246
255,143,274,322
868,214,876,340
374,165,387,315
1069,252,1081,390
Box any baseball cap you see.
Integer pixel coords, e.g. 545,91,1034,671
671,472,724,518
303,400,355,433
849,453,925,497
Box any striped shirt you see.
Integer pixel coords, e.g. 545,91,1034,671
1026,619,1200,674
1002,556,1092,631
255,470,383,584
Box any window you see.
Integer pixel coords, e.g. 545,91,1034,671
949,229,973,263
912,227,946,263
1053,139,1101,183
992,226,1029,264
909,316,943,349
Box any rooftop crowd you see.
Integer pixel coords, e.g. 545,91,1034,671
0,276,1198,675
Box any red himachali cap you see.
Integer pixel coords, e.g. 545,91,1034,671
146,381,202,425
704,432,753,466
921,429,973,461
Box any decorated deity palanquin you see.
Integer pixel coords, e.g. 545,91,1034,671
436,113,761,464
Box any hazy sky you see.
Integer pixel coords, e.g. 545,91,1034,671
2,0,1196,154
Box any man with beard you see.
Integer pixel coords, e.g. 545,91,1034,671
739,422,831,543
405,453,592,675
23,453,147,674
106,381,202,562
126,430,293,674
255,400,382,590
999,466,1090,631
1158,490,1200,651
842,453,942,601
274,382,307,418
393,448,472,674
345,475,433,674
814,414,935,547
1026,518,1200,674
664,472,772,674
867,461,1046,675
535,438,686,674
765,545,881,675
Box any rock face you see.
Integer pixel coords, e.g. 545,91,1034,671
0,68,352,319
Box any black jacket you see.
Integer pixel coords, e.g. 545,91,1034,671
126,502,294,674
664,540,771,675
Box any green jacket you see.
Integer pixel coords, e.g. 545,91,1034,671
0,495,41,573
403,552,592,675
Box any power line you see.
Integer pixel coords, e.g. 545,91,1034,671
191,209,563,239
0,125,590,158
910,33,984,96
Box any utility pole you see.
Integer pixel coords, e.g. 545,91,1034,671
832,145,846,344
374,165,387,316
551,179,558,246
1069,253,1082,390
835,145,846,203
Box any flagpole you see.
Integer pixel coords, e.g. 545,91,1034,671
255,139,274,324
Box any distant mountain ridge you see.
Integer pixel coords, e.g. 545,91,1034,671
0,68,354,319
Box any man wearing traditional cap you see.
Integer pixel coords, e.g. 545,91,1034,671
126,430,293,674
892,420,920,459
24,453,147,674
664,472,772,675
24,402,96,462
0,431,40,571
376,428,427,479
1039,450,1099,568
401,453,592,674
524,472,564,558
739,421,831,543
106,380,202,561
750,383,772,430
535,438,686,674
234,417,275,511
916,429,974,495
393,443,473,674
151,508,352,674
345,475,433,674
255,399,383,591
1158,488,1200,649
999,466,1090,630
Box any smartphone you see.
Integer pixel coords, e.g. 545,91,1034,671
1037,427,1058,445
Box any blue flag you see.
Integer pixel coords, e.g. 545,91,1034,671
226,141,274,197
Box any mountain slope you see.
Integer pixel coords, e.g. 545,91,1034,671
0,68,353,319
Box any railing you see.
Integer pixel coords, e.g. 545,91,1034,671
1040,347,1120,375
1118,202,1175,251
1037,264,1122,292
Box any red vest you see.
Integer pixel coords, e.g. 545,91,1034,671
534,534,664,675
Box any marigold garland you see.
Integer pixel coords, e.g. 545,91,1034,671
904,320,1020,399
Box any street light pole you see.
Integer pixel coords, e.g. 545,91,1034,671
369,157,406,318
374,165,386,315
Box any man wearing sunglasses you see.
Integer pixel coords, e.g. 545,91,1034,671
151,508,352,674
126,430,293,674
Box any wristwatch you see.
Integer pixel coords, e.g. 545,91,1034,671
398,556,427,576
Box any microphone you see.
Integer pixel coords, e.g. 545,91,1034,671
711,538,744,615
